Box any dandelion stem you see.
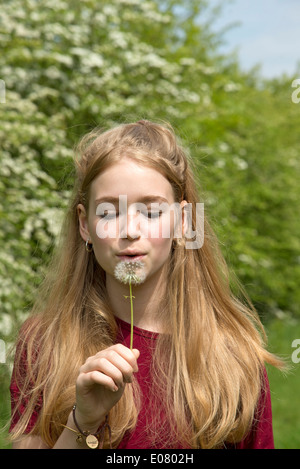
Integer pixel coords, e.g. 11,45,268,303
129,281,134,350
114,260,146,350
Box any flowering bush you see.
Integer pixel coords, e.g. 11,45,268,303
0,0,209,346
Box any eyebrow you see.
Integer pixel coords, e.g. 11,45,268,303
95,195,169,205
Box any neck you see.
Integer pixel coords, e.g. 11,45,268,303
106,268,166,333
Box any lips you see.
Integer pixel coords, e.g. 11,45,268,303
118,250,145,256
117,251,146,261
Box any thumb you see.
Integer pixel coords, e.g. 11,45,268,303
132,348,140,360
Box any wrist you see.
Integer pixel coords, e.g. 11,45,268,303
70,405,106,434
66,405,111,449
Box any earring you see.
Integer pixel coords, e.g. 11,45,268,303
85,238,93,252
172,237,186,248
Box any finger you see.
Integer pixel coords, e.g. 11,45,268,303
105,347,138,380
81,352,135,385
109,344,140,372
92,344,139,373
132,348,140,361
81,356,126,387
77,369,119,393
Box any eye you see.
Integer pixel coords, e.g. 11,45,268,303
96,202,117,220
98,210,119,220
141,210,162,219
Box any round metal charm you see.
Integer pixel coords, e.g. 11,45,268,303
86,434,99,449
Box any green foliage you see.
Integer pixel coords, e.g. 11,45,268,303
0,0,299,351
265,318,300,449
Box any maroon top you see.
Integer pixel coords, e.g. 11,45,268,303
10,317,275,449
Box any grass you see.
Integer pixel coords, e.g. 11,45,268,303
0,318,299,449
0,364,12,449
264,318,300,449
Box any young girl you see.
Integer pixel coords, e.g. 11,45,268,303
9,120,282,449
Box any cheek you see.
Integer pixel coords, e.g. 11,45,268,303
145,213,175,261
92,238,111,269
149,235,173,263
89,219,116,271
95,216,119,240
145,210,176,240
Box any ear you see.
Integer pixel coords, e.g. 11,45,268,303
77,203,90,242
172,200,188,241
180,200,189,238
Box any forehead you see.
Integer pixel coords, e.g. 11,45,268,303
90,159,175,203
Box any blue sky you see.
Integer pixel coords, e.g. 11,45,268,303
209,0,300,78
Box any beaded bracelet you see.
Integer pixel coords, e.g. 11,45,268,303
71,404,112,449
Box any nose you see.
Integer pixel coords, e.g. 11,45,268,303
120,213,141,240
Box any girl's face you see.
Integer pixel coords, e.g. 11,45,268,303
78,158,184,285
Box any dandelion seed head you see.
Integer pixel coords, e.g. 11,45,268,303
114,260,146,285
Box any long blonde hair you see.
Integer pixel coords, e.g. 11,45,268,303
11,120,282,448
